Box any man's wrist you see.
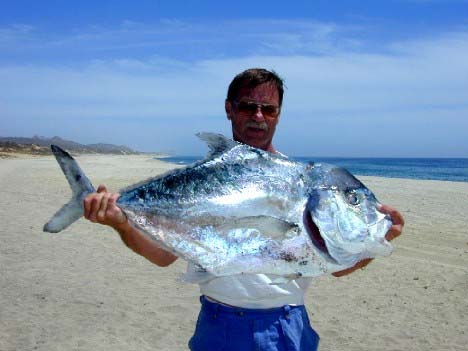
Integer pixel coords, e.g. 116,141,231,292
113,218,132,234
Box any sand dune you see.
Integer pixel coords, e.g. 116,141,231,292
1,154,467,351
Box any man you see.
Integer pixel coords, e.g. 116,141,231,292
84,68,404,350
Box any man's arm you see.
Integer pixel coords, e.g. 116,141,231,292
332,204,404,277
83,185,178,267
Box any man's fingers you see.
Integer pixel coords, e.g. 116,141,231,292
83,191,124,227
379,204,405,242
83,193,100,220
385,228,400,241
97,184,108,193
108,193,120,206
379,204,405,226
84,184,107,220
378,204,394,215
392,211,405,227
83,195,91,219
108,193,127,225
97,193,110,223
88,194,103,222
108,193,122,216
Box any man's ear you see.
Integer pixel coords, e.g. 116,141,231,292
225,100,233,120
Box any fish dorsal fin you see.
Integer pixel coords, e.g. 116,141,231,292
196,132,239,159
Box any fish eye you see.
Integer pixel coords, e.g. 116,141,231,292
346,192,360,206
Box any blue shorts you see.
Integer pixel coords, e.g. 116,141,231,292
189,296,320,351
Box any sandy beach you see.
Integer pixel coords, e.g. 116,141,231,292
1,154,467,351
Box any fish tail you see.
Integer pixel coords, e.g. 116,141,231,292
43,145,95,233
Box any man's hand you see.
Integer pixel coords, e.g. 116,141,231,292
379,204,405,242
83,184,127,230
332,204,404,277
83,185,177,266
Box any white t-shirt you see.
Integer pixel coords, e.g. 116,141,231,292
185,263,312,309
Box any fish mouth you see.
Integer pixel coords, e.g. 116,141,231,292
303,210,330,258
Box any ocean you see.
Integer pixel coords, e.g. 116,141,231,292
155,156,468,183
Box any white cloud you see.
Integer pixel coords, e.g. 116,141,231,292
0,19,362,59
0,23,467,156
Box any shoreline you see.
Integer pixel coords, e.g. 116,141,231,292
4,151,467,184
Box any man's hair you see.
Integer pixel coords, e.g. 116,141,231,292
226,68,284,106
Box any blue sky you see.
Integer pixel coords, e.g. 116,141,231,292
1,1,467,156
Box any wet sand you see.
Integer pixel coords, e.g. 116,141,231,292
1,154,467,350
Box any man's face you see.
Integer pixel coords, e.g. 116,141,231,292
225,82,281,152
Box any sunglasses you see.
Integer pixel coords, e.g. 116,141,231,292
231,100,280,118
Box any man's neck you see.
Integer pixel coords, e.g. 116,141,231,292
232,136,276,154
265,144,277,154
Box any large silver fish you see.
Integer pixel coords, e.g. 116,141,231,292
44,133,393,278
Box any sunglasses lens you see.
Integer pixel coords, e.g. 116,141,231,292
237,101,257,114
234,101,279,118
261,105,278,116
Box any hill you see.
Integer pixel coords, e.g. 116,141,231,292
0,136,140,158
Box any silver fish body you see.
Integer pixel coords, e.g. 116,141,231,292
117,133,393,278
44,133,393,279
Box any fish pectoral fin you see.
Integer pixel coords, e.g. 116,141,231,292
269,273,303,285
196,132,239,158
215,216,300,239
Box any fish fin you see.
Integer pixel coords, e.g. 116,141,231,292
43,200,84,233
216,216,300,240
43,145,95,233
196,132,238,158
269,273,303,285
